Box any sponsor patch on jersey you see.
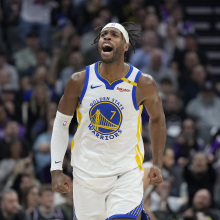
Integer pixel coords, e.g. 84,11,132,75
88,101,123,140
117,87,130,92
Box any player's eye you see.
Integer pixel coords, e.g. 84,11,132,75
101,32,107,37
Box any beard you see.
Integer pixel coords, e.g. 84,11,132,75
98,43,125,64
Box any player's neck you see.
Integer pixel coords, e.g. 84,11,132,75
99,60,129,83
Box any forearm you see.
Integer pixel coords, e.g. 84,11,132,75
149,115,166,168
50,111,73,171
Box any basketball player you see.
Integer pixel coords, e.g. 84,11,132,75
50,22,166,220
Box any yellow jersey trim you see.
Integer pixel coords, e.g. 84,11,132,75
135,105,144,168
71,104,82,152
121,77,137,87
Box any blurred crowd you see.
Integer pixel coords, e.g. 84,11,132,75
0,0,220,219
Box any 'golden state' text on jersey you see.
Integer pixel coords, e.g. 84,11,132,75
71,62,144,187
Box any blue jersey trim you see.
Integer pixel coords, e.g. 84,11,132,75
107,214,136,220
142,210,151,220
73,207,78,220
107,199,147,220
94,62,134,90
132,70,142,110
80,65,90,103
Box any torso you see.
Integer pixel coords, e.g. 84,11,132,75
71,62,145,186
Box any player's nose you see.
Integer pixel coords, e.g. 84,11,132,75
104,33,111,40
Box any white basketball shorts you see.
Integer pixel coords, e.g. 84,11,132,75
73,167,150,220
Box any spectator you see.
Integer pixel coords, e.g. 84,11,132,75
0,51,19,90
13,32,40,74
169,5,195,36
0,3,4,45
142,13,165,40
183,64,208,104
77,0,105,33
0,88,22,123
161,148,183,196
158,78,175,100
58,50,84,94
52,20,76,49
0,104,10,139
22,49,50,77
163,23,185,61
141,48,178,91
0,139,26,189
172,118,205,165
183,152,216,206
163,93,185,146
30,184,68,220
159,0,178,22
80,16,105,65
22,185,40,215
173,33,208,77
11,173,39,204
98,7,112,24
22,83,52,139
1,120,27,144
32,118,73,182
149,179,188,220
57,185,73,220
182,189,220,220
32,119,54,178
121,0,143,23
178,51,200,91
129,30,168,70
0,120,28,161
52,0,78,29
31,66,50,86
0,69,11,91
186,81,220,144
4,0,21,27
56,33,81,74
0,189,28,220
19,0,57,49
4,0,21,52
206,127,220,169
31,101,58,142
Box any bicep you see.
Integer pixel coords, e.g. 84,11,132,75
143,93,164,121
58,94,79,116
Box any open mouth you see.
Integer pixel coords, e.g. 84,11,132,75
102,44,113,53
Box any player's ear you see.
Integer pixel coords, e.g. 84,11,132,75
124,43,129,52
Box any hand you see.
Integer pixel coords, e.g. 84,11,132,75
51,170,71,193
148,165,163,185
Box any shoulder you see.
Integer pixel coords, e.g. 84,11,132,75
70,70,86,82
66,70,86,89
63,70,86,98
138,73,157,92
135,72,159,105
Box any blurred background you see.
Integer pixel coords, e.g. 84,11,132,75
0,0,220,219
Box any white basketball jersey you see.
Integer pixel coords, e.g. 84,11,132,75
71,62,144,183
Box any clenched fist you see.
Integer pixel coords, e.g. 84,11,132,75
51,170,71,193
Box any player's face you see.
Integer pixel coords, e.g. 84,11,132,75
98,28,129,63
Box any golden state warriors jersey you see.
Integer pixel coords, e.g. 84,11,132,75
71,62,144,182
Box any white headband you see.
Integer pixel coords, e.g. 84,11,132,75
101,23,129,43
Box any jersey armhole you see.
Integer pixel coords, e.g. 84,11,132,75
80,65,90,103
132,70,142,110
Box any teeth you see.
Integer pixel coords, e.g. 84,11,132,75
103,44,112,49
